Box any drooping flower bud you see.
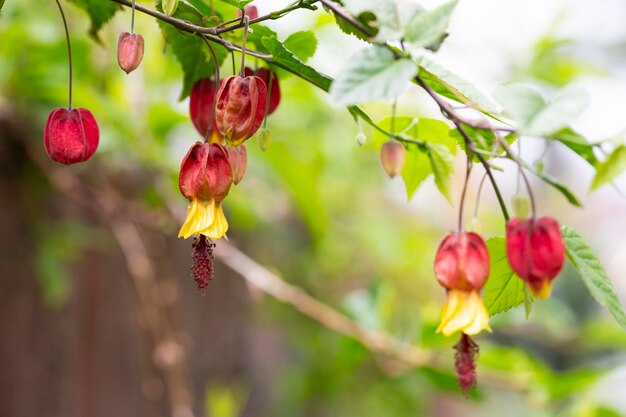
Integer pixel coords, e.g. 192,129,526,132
380,140,405,178
258,128,271,152
434,232,491,337
228,145,247,185
245,67,281,115
189,78,223,142
356,132,367,146
237,5,259,20
506,217,565,299
215,75,267,147
117,32,144,74
44,108,99,165
178,142,232,240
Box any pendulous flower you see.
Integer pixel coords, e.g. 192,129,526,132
506,216,565,299
178,142,232,240
227,145,247,185
245,67,281,115
44,108,99,165
380,140,406,178
189,78,224,142
117,32,144,74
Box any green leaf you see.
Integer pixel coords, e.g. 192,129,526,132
330,46,417,105
552,128,599,166
217,0,253,7
483,237,527,316
522,160,583,207
262,36,332,91
0,0,5,12
417,57,500,116
591,145,626,191
157,2,228,100
67,0,119,39
495,83,588,136
342,0,399,40
427,143,454,202
162,0,179,16
404,0,458,51
373,116,415,147
402,145,432,199
247,25,278,55
283,31,318,63
419,118,456,154
563,226,626,331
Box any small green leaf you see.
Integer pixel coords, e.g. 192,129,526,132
402,145,431,199
216,0,253,7
591,145,626,191
0,0,5,12
417,57,500,116
483,237,527,316
342,0,399,41
247,25,278,55
523,160,583,207
330,46,417,105
552,128,599,166
427,143,454,202
67,0,119,39
162,0,179,16
404,0,458,51
419,118,455,154
283,31,318,63
563,226,626,331
373,116,415,147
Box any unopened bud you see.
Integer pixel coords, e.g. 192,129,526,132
162,0,179,16
380,140,406,178
512,194,530,219
258,128,271,152
117,32,145,74
356,132,366,146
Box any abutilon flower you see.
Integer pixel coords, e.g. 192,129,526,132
178,142,232,240
44,108,99,165
506,217,565,299
244,67,281,115
434,231,491,394
380,140,406,178
215,75,267,147
117,32,144,74
189,78,224,142
227,145,247,185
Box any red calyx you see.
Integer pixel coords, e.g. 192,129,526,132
117,32,145,74
44,108,99,165
215,75,267,147
228,145,248,185
189,78,224,141
506,217,565,295
244,67,281,115
179,142,232,204
434,231,490,291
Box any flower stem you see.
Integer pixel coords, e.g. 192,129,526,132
131,0,136,33
239,16,249,77
54,0,73,110
201,36,221,144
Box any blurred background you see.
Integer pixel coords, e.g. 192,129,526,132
1,0,626,416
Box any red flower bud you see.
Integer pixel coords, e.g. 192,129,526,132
237,5,259,20
189,78,223,141
44,108,99,165
228,145,247,185
245,67,281,115
117,32,144,74
179,142,232,204
434,232,490,291
380,140,406,178
215,75,267,147
506,217,565,298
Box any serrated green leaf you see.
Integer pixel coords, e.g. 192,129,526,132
591,145,626,191
373,116,415,147
418,118,455,154
283,31,318,63
522,160,583,207
402,145,431,199
552,127,599,166
162,0,179,16
417,57,500,116
343,0,399,41
330,46,417,105
404,0,457,52
157,2,228,100
427,143,454,202
247,25,278,55
483,237,527,316
67,0,119,39
563,226,626,330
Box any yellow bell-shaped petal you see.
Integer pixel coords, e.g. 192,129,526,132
198,203,228,240
179,199,215,239
436,290,492,337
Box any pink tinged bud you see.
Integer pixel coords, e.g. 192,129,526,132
117,32,145,74
237,5,259,20
44,108,99,165
179,142,232,204
215,75,267,147
228,145,247,185
434,232,490,292
506,217,565,298
189,78,223,141
380,140,406,178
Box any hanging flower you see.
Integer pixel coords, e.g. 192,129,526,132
189,78,224,143
244,67,281,115
117,32,144,74
178,142,232,240
434,231,491,336
506,216,565,299
44,108,99,165
227,144,247,185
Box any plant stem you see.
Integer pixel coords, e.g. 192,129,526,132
458,156,473,232
239,16,249,77
131,0,136,33
201,35,221,144
497,136,537,218
54,0,73,110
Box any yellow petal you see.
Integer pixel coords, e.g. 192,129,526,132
436,290,492,337
178,199,216,239
198,204,229,240
532,281,552,300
